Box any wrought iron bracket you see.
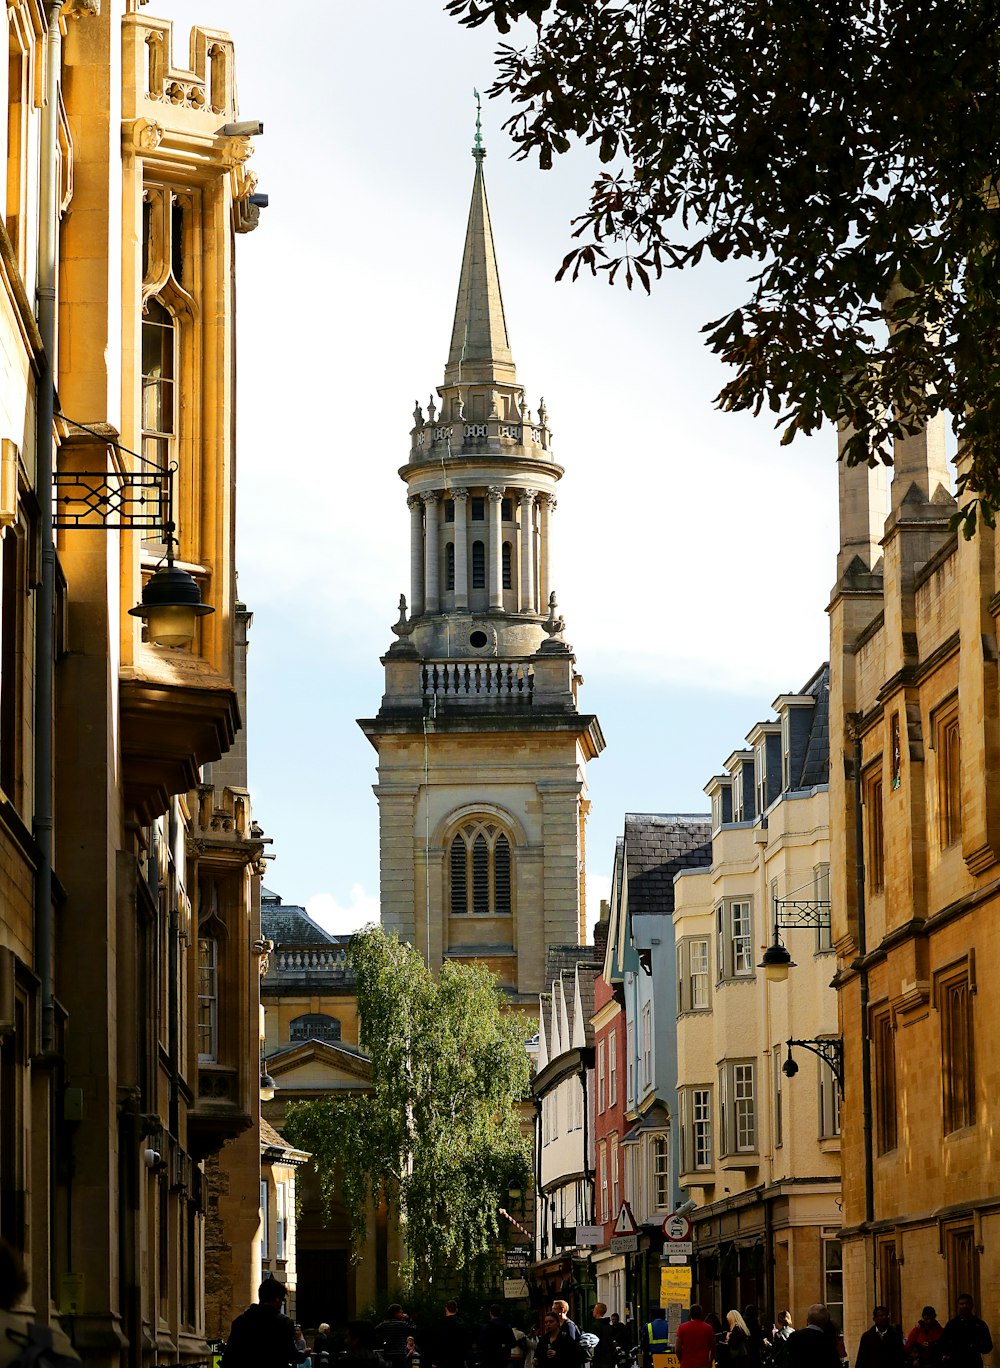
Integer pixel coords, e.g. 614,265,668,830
786,1036,844,1095
773,897,832,931
52,466,171,532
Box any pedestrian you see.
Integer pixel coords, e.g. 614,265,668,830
540,1311,584,1368
769,1313,793,1346
479,1306,517,1368
786,1305,841,1368
610,1314,631,1362
0,1235,79,1368
938,1295,993,1367
643,1309,670,1368
591,1304,616,1368
903,1308,943,1366
552,1302,580,1339
221,1275,301,1368
433,1301,471,1368
315,1324,335,1367
379,1305,417,1368
675,1304,716,1368
406,1337,421,1364
720,1311,750,1365
855,1307,905,1368
295,1324,312,1368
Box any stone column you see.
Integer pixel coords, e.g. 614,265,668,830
408,495,424,616
488,485,505,611
422,491,440,614
538,493,556,612
519,489,536,615
453,489,469,610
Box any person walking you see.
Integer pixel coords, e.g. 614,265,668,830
314,1324,335,1367
540,1311,582,1368
720,1311,750,1365
643,1310,670,1368
855,1307,905,1368
433,1301,470,1368
591,1304,616,1368
552,1303,580,1340
903,1308,943,1366
786,1305,842,1368
379,1305,417,1368
939,1295,993,1367
479,1307,517,1368
675,1305,716,1368
221,1275,301,1368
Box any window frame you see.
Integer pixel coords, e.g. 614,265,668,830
651,1134,670,1212
873,1005,898,1155
718,1059,757,1157
197,936,219,1063
608,1029,618,1105
448,819,513,917
641,1002,652,1090
938,961,976,1135
864,762,885,895
936,700,962,848
818,1040,841,1139
716,898,754,982
597,1039,606,1115
677,936,712,1013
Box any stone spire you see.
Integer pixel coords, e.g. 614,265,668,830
443,143,516,388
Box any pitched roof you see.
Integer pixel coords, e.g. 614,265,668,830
261,899,340,947
443,149,517,388
623,814,713,918
797,662,830,789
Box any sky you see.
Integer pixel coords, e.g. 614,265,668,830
164,0,838,933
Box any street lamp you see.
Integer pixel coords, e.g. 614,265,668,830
128,529,213,648
758,931,796,983
781,1038,844,1094
259,1070,276,1103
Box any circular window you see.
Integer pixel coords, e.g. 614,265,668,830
469,630,488,649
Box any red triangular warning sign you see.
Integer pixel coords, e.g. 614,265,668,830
613,1202,638,1235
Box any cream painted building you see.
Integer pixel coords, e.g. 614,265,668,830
672,666,842,1326
1,3,267,1363
358,138,603,999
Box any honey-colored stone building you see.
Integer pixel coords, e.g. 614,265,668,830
358,139,604,999
830,413,1000,1349
1,3,267,1363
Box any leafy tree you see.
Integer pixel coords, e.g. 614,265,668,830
283,926,532,1294
447,0,1000,530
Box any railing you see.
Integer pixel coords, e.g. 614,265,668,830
273,948,348,973
422,659,534,700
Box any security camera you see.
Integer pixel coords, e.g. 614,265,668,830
782,1056,799,1079
220,120,263,138
249,193,269,209
143,1148,163,1170
674,1198,697,1216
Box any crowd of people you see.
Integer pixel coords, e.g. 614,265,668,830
218,1277,995,1368
660,1297,993,1368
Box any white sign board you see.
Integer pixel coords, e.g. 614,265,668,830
610,1234,639,1254
664,1242,692,1256
504,1278,530,1300
666,1304,683,1344
576,1225,603,1246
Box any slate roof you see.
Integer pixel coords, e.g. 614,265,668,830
623,814,713,918
797,662,830,789
261,893,341,947
544,943,598,984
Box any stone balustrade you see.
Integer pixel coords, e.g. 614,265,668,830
272,948,348,974
422,659,534,701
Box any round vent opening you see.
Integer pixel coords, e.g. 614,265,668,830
469,630,488,649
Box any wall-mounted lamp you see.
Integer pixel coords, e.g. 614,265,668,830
259,1070,276,1103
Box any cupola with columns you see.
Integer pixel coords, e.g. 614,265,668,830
400,136,562,660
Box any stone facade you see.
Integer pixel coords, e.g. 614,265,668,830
830,412,1000,1350
358,141,603,1001
0,4,265,1364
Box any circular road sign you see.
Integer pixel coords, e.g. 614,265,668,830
662,1213,693,1242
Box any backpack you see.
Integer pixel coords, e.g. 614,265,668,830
1,1319,80,1368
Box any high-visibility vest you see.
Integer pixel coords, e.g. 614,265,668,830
646,1324,670,1352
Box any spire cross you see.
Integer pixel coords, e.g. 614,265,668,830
473,87,485,162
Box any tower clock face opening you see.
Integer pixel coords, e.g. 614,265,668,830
469,630,488,649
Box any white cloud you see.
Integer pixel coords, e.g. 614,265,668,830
306,885,380,937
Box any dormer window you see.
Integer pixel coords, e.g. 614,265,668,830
755,740,768,817
732,771,744,822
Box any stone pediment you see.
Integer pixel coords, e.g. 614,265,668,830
266,1038,372,1091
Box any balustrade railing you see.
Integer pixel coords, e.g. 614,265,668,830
422,659,534,700
273,948,348,974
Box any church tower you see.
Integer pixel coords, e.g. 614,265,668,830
358,134,604,1003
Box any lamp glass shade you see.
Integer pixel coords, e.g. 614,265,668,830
128,561,213,647
260,1071,276,1103
759,940,795,983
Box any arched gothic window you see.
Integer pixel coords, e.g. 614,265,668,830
449,820,513,916
472,540,486,589
502,541,513,589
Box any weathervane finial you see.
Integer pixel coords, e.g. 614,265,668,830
473,87,485,162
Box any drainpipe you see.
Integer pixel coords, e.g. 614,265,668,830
35,0,62,1054
168,802,180,1139
852,730,875,1309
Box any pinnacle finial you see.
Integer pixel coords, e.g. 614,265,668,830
473,88,485,162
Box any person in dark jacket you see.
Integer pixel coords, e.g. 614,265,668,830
479,1307,517,1368
939,1296,993,1367
591,1304,616,1368
433,1302,470,1368
222,1275,301,1368
855,1307,905,1368
786,1305,841,1368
